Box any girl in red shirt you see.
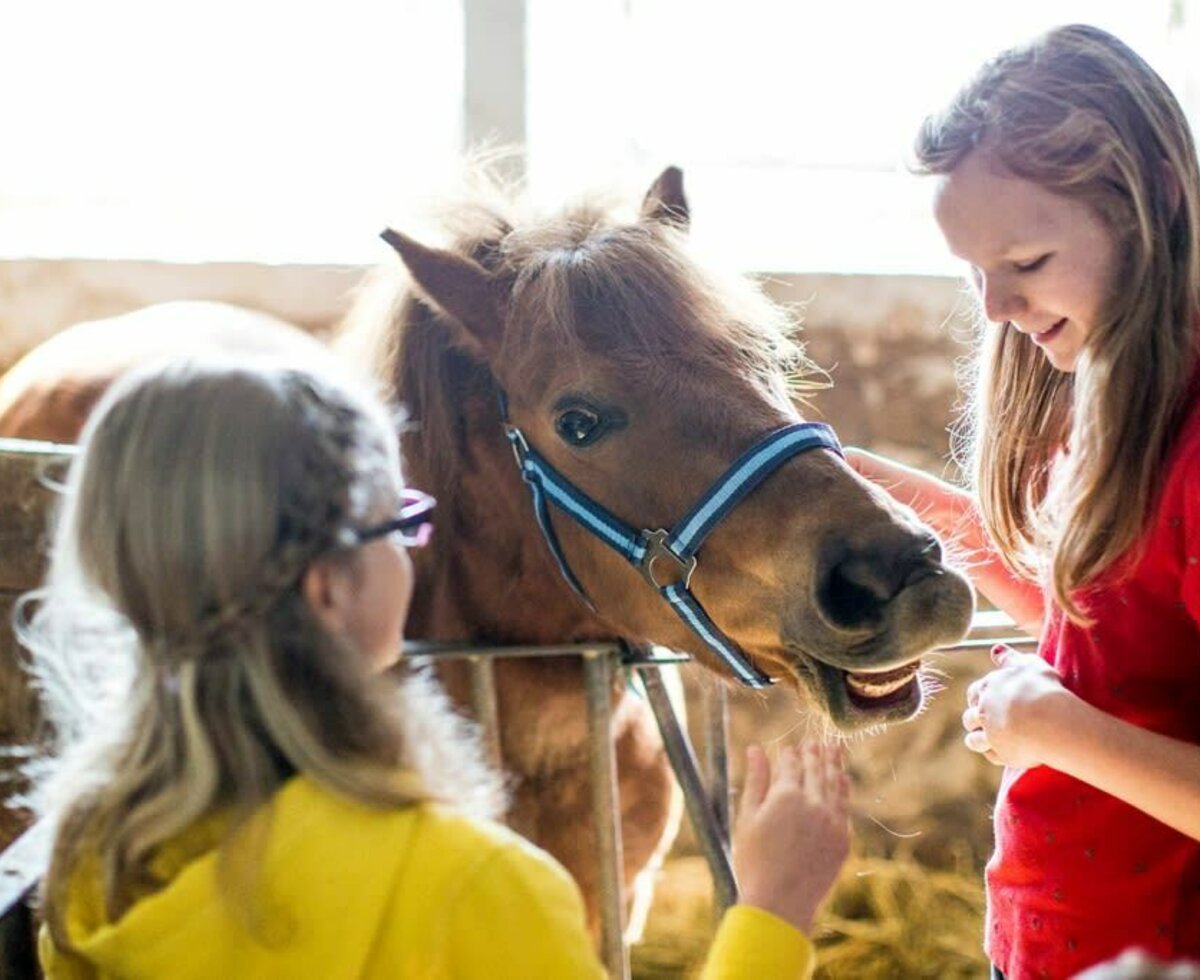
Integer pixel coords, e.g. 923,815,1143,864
850,23,1200,979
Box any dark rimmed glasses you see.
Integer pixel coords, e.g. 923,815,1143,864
352,489,436,548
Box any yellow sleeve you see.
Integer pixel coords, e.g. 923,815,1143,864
700,904,816,980
449,839,607,980
39,923,97,980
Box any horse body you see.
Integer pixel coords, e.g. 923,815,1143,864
0,301,323,442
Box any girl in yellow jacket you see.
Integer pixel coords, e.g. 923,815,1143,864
22,356,850,979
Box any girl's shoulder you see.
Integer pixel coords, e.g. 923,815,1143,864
277,777,581,924
276,775,538,870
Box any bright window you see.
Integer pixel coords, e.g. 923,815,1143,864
528,0,1196,274
0,1,462,263
2,1,1196,272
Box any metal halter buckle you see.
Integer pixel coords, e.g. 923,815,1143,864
505,424,530,469
640,529,697,591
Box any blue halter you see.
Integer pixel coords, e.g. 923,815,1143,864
499,394,844,687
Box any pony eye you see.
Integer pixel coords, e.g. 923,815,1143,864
556,407,605,447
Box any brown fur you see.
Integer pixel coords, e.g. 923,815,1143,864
0,302,323,442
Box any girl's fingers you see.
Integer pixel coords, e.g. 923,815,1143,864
962,704,984,732
774,742,806,790
821,741,844,790
741,744,770,814
826,743,850,809
963,729,992,755
801,742,825,796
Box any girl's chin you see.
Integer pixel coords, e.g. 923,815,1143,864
1043,347,1081,372
1031,322,1082,372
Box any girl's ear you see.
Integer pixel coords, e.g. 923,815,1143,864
302,558,351,636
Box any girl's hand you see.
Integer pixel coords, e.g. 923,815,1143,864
844,447,973,541
848,449,1047,635
961,644,1079,768
733,740,850,934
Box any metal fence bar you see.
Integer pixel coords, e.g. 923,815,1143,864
700,682,732,841
466,656,502,768
404,640,626,660
699,681,734,919
0,818,52,914
638,665,739,914
582,648,629,980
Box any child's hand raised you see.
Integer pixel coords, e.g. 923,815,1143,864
732,740,850,934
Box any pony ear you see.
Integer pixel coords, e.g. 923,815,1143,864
641,166,690,230
380,228,506,357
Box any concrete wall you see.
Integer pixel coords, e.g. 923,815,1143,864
0,259,979,472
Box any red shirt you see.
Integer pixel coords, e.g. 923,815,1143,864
987,395,1200,979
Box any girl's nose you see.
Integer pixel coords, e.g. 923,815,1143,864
980,273,1027,323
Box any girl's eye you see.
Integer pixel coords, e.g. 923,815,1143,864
555,407,605,447
1014,254,1051,273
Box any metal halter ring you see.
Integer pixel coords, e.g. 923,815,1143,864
639,529,697,591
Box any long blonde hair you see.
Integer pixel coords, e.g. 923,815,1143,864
914,24,1200,621
19,357,502,948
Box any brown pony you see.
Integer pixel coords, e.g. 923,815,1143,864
341,167,975,926
0,168,974,933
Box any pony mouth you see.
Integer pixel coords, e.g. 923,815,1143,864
783,652,926,731
843,661,922,710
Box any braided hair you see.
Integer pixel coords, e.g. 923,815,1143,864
20,357,502,948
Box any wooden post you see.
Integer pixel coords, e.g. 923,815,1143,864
582,648,628,980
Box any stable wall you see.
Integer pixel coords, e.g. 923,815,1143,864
0,259,977,472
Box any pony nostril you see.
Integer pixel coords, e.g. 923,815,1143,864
820,556,896,629
819,532,943,630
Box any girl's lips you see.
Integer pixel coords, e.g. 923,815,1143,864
1030,317,1067,346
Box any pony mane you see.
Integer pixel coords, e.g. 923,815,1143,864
339,172,825,515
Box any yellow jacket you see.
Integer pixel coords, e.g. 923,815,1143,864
42,775,814,978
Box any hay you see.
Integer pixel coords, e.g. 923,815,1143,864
631,856,713,980
631,844,987,979
816,845,986,979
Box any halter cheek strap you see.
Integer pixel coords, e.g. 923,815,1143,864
499,393,843,688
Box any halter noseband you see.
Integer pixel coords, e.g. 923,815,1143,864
499,393,843,687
